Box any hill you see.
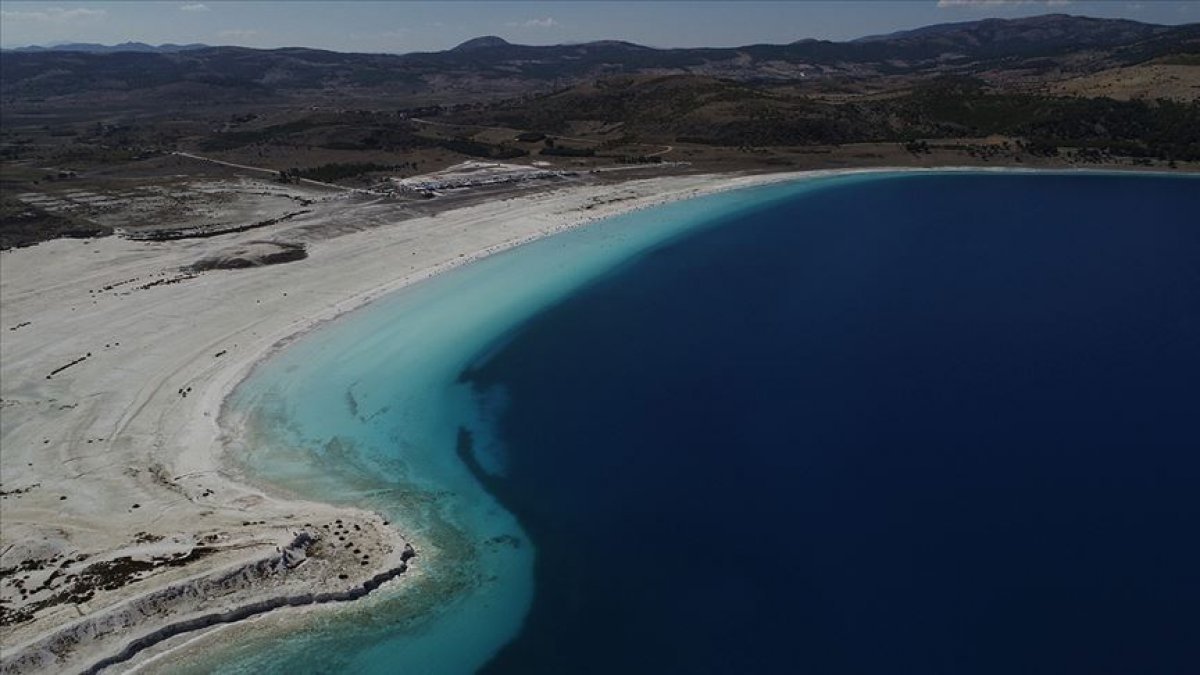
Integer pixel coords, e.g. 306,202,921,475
853,13,1171,51
2,14,1195,106
4,42,210,54
451,73,1200,157
1,11,1196,232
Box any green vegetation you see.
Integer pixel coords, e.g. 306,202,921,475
282,162,414,183
891,85,1200,160
539,146,595,157
498,74,1199,162
199,118,329,151
435,138,528,159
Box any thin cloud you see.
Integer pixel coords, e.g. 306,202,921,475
505,17,559,29
0,6,105,22
350,28,409,41
937,0,1070,7
180,3,210,12
218,29,259,40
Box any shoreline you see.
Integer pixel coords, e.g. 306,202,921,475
2,167,812,673
1,165,1189,672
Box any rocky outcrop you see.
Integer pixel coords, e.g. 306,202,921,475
122,211,310,242
0,536,415,675
189,241,308,271
82,553,412,675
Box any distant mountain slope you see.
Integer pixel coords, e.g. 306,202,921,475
854,13,1170,50
5,42,210,54
450,36,513,51
1,15,1195,103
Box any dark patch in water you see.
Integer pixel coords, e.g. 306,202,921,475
461,174,1200,674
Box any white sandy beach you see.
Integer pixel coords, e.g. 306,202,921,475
2,169,843,673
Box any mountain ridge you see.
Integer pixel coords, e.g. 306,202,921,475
1,14,1196,104
4,41,211,54
4,13,1187,55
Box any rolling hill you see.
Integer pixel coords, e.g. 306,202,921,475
2,14,1196,105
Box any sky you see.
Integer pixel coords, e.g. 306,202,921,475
1,0,1196,52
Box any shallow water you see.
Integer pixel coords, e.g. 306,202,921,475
207,171,1199,674
200,175,835,674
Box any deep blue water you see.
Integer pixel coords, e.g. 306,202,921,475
459,173,1200,674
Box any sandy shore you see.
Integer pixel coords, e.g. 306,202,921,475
3,168,847,672
9,165,1169,671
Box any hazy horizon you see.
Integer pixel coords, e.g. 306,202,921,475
2,0,1197,53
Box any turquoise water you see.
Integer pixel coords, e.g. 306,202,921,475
203,170,1200,674
200,175,845,674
